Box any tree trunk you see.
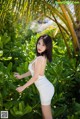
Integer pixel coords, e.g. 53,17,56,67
57,0,80,54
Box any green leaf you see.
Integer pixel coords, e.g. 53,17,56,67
0,51,3,57
7,62,12,72
24,104,32,114
8,81,16,90
54,105,67,117
19,101,24,111
15,111,23,116
0,93,3,107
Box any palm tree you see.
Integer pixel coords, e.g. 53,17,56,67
74,4,80,45
57,0,80,54
1,0,80,56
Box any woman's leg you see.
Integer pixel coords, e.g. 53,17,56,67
41,105,53,119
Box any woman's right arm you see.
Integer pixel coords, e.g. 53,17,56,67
14,71,31,79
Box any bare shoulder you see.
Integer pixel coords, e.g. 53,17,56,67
36,56,47,62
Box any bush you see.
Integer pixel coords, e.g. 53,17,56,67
0,27,80,119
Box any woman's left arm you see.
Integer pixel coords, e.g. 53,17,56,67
16,57,43,93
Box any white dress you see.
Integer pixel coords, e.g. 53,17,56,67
28,57,54,105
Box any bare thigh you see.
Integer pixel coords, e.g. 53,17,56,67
41,105,53,119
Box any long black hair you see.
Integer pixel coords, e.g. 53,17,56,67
36,34,52,62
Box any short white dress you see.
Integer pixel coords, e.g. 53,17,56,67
28,57,54,105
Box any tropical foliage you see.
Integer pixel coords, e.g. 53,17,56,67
0,0,80,119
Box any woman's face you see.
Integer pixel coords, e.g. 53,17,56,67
37,39,46,54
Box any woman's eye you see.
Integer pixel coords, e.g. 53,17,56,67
38,42,45,46
38,42,40,45
43,44,45,46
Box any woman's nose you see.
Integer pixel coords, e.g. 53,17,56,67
38,45,41,48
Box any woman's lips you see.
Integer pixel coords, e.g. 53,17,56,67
38,49,41,51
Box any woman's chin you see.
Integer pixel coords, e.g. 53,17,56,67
38,52,42,54
38,51,42,54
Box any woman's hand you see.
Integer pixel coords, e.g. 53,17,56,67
16,86,24,93
14,72,22,79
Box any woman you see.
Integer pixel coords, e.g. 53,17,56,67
14,34,55,119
